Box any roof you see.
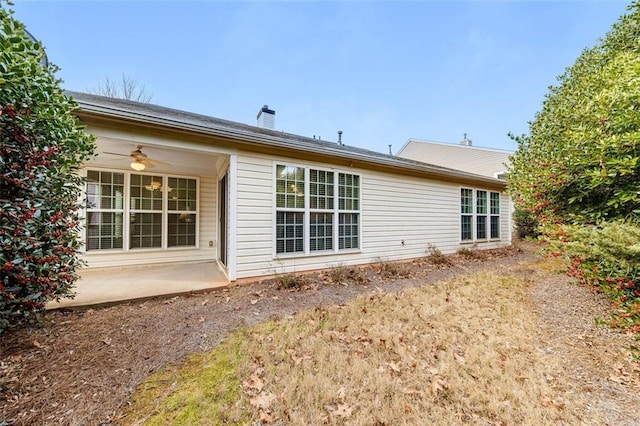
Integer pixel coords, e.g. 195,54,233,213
397,138,513,179
68,91,506,189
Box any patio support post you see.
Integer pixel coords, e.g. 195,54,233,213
228,154,238,281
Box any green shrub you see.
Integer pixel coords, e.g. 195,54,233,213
514,208,540,240
0,3,96,333
507,3,640,227
558,222,640,335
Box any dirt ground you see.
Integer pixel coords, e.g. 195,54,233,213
1,242,638,425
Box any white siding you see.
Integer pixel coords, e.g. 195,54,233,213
235,155,273,277
234,151,510,280
199,175,218,256
397,140,512,178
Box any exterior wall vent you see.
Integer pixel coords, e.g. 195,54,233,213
257,105,275,129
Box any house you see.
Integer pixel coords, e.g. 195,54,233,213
396,136,513,179
62,91,511,307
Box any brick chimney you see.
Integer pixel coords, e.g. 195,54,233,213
257,105,275,129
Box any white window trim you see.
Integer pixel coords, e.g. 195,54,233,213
459,186,501,244
272,161,361,258
83,167,200,253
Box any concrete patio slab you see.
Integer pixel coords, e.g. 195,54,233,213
48,261,229,309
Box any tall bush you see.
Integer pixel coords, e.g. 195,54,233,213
507,1,640,227
507,1,640,336
558,222,640,334
0,2,96,332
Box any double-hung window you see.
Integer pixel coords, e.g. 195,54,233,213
460,188,473,241
86,170,198,251
338,173,360,250
275,164,360,256
86,171,125,250
460,188,501,242
476,190,488,240
490,192,501,239
309,169,335,252
275,166,305,254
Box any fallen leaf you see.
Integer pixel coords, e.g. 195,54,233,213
542,395,565,408
287,349,312,365
403,388,423,397
250,392,276,409
259,408,275,423
334,403,353,418
337,386,346,399
250,299,258,305
552,397,566,408
431,376,449,396
454,353,466,365
243,374,264,392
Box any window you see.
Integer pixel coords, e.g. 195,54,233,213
490,192,501,239
338,173,360,250
130,174,163,249
85,170,198,251
310,169,334,252
86,171,124,250
168,177,198,247
460,188,501,242
275,164,360,255
460,188,473,242
476,190,487,240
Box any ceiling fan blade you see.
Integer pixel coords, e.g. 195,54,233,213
103,151,131,158
146,158,172,167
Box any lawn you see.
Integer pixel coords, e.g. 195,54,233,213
121,257,639,425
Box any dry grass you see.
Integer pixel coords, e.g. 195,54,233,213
121,268,602,425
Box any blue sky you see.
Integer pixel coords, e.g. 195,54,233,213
12,0,630,154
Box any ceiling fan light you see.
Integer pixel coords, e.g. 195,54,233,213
130,161,146,171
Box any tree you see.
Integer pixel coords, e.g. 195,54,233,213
0,2,96,332
507,1,640,227
89,73,153,103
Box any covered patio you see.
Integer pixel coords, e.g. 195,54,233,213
49,261,229,309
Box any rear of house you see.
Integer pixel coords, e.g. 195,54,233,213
65,92,511,306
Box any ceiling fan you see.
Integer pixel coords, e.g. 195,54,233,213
103,145,171,171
